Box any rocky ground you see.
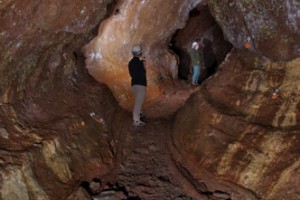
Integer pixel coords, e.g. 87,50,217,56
86,116,230,200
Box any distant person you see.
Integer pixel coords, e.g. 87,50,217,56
128,44,147,126
188,41,202,85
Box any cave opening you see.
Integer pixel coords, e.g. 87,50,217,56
169,4,232,84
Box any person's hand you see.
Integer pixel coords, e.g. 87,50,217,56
140,56,146,64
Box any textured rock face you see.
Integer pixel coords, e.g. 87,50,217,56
0,0,299,199
207,0,300,61
83,0,300,117
173,49,300,199
0,1,121,199
83,0,202,118
0,0,114,103
0,69,124,200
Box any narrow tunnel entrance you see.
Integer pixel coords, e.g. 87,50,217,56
169,4,232,84
75,3,235,200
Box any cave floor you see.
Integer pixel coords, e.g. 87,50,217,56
92,117,209,200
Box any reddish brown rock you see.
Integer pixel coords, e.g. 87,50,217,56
0,1,120,199
0,0,299,199
0,0,115,103
83,0,202,118
172,49,300,199
207,0,300,61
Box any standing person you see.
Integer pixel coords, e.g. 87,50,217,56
188,41,202,85
128,44,147,126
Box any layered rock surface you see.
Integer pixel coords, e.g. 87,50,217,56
0,0,299,199
173,49,300,199
207,0,300,61
0,1,122,199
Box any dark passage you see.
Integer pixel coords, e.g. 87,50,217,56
169,4,232,84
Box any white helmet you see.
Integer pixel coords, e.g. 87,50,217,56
192,41,198,48
132,44,142,56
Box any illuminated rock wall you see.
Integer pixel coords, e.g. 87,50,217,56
83,0,203,118
173,49,300,199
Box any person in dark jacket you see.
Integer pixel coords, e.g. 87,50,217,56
128,44,147,126
188,41,202,85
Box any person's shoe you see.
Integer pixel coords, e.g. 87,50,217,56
133,120,146,127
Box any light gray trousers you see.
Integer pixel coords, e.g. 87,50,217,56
132,85,146,121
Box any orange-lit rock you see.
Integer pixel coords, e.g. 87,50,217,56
83,0,202,118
